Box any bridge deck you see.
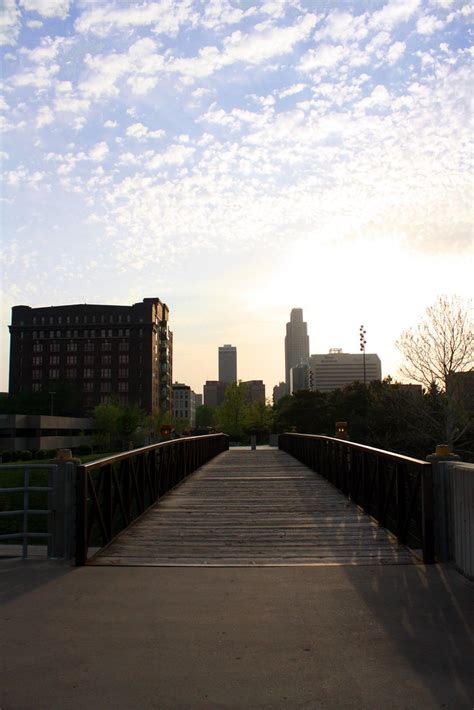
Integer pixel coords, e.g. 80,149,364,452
91,449,418,566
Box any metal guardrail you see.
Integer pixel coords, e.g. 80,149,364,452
0,464,56,558
279,433,434,564
75,433,229,565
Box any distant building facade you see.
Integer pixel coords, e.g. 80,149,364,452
195,394,203,408
285,308,309,393
0,414,94,452
203,380,228,408
218,344,237,384
310,351,382,392
290,363,311,394
172,383,197,428
8,298,172,416
243,380,265,403
273,382,287,404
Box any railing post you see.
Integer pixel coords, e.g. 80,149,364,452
426,447,460,562
48,461,76,560
75,464,87,566
421,465,435,564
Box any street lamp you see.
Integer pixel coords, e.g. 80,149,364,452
359,325,367,386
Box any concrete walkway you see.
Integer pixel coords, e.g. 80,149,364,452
1,558,473,709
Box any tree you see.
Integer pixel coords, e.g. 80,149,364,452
244,400,274,441
195,405,215,428
214,381,250,440
396,295,473,392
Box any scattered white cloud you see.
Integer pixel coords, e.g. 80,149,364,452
0,0,21,46
370,0,420,31
104,120,118,128
26,19,44,29
36,104,54,127
88,142,109,161
387,41,406,64
126,122,165,140
278,83,306,98
74,0,197,37
20,0,70,19
416,14,445,34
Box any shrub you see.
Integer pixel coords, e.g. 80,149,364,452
74,444,93,456
0,450,12,462
20,450,33,461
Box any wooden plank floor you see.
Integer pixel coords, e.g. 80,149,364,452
91,449,419,567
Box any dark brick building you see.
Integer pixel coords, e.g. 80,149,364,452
8,298,172,416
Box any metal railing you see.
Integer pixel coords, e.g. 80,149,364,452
75,433,229,565
0,464,56,558
279,434,434,564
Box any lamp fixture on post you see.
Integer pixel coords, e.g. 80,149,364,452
359,325,367,386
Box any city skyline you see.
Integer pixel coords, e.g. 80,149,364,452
1,1,472,397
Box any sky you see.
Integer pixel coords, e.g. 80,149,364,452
0,0,473,398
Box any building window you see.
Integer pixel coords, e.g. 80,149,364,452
84,355,94,365
67,342,77,352
32,383,41,392
101,329,106,337
84,382,94,392
32,356,42,365
101,342,111,351
67,355,77,365
66,369,77,379
84,368,94,378
84,342,94,352
32,317,37,325
32,331,37,339
118,382,128,392
50,342,60,352
33,343,43,352
101,368,111,378
119,341,129,351
101,355,112,365
50,356,60,365
49,369,59,379
32,369,42,380
66,316,70,324
118,355,129,365
118,368,128,378
58,316,62,324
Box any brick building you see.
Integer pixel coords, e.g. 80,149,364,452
8,298,172,416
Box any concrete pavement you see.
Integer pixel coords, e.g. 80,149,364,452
1,560,473,709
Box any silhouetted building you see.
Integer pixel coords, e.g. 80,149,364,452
273,382,287,404
195,394,203,407
447,370,474,414
218,344,237,384
243,380,265,402
310,351,381,391
8,298,172,415
285,308,309,393
290,363,311,394
172,383,197,427
0,414,94,452
203,380,228,408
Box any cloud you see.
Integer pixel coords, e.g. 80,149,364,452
104,120,117,128
126,122,165,140
370,0,421,31
278,83,306,98
416,14,445,34
315,10,368,43
26,19,43,29
74,0,197,37
20,0,71,19
387,40,406,64
36,105,54,127
88,142,109,162
0,0,21,46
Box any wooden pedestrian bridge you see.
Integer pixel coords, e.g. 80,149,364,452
75,433,435,567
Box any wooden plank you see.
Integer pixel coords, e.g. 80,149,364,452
91,449,419,567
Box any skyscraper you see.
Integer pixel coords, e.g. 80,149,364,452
218,344,237,384
284,308,309,392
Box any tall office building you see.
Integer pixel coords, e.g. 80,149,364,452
8,298,172,415
218,344,237,384
309,351,381,392
285,308,309,392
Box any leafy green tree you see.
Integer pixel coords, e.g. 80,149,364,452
195,405,215,428
214,381,250,440
244,400,274,442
